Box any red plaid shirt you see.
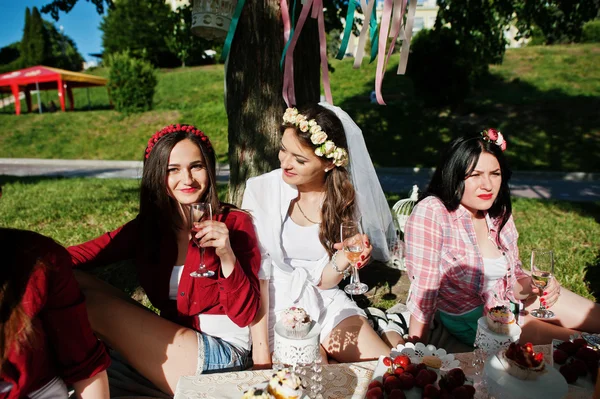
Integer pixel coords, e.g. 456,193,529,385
405,196,527,324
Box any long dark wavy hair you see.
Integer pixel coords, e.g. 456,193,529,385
423,134,513,234
140,127,220,260
281,104,356,257
0,228,47,371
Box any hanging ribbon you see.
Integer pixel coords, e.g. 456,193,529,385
369,4,380,63
221,0,247,62
315,0,333,104
353,0,376,68
374,0,393,104
397,0,417,74
336,0,358,60
282,0,314,106
280,0,298,68
281,0,292,43
282,0,333,106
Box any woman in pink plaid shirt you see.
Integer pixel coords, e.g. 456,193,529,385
404,130,600,347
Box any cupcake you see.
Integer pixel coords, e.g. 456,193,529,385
267,369,303,399
486,305,515,335
499,342,546,380
242,387,275,398
280,307,311,338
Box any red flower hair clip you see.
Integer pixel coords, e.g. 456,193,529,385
145,124,213,159
481,128,507,151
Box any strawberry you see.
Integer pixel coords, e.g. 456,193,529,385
368,380,383,390
524,342,534,353
394,367,405,376
383,357,393,367
573,338,588,349
394,355,411,368
553,349,569,365
533,352,544,365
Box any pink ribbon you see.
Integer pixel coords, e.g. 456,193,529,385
281,0,291,43
397,0,417,74
315,0,333,104
374,0,394,105
282,0,314,107
282,0,332,106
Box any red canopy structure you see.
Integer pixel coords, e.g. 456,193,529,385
0,65,108,115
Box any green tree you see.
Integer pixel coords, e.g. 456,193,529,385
514,0,600,44
42,0,113,21
100,0,179,68
19,7,32,67
26,7,52,66
44,22,85,71
165,4,212,67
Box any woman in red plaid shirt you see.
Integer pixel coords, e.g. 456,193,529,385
404,130,600,347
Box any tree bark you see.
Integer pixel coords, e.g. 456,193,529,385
226,0,320,206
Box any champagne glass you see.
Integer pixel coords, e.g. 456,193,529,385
530,249,555,318
190,202,214,278
341,221,369,295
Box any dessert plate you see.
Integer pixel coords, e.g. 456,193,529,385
391,342,461,370
484,353,568,399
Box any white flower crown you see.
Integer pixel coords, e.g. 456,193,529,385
282,107,349,167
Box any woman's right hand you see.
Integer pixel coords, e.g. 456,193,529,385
332,233,372,269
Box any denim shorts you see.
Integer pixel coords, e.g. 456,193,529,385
196,332,251,375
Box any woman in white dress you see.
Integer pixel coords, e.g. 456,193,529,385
242,103,403,366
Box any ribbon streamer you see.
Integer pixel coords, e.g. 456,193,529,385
282,0,314,106
336,0,358,60
397,0,417,74
353,0,376,68
220,0,247,62
315,0,333,104
374,0,393,104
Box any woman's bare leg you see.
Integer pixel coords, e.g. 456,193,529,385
520,287,600,344
322,316,397,363
75,271,198,395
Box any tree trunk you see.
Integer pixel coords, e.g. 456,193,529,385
226,0,320,206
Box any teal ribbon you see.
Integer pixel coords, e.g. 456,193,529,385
336,0,358,60
221,0,247,62
369,2,379,63
280,0,299,69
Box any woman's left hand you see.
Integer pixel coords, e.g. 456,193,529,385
194,220,234,260
332,234,372,269
531,275,561,309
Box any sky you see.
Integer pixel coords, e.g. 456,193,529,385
0,0,104,63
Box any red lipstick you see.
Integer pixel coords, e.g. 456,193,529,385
181,188,197,194
283,169,296,177
478,194,493,200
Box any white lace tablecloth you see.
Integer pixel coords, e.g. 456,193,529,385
174,345,592,399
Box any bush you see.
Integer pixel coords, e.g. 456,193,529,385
582,20,600,43
407,28,484,107
107,52,157,113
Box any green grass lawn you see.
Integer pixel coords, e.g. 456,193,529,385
1,44,598,171
1,176,598,303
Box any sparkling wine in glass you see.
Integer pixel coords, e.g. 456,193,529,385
190,202,214,278
530,249,555,318
341,221,368,295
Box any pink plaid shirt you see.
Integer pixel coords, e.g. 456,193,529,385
405,196,527,324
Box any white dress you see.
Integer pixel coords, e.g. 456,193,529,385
242,169,366,348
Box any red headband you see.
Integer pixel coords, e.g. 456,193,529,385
145,124,213,159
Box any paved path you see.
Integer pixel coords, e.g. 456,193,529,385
1,158,599,202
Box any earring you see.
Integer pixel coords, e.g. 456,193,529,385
324,168,330,172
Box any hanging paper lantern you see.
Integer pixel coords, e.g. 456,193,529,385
191,0,238,41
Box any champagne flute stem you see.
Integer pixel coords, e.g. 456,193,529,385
200,247,205,270
351,265,362,285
